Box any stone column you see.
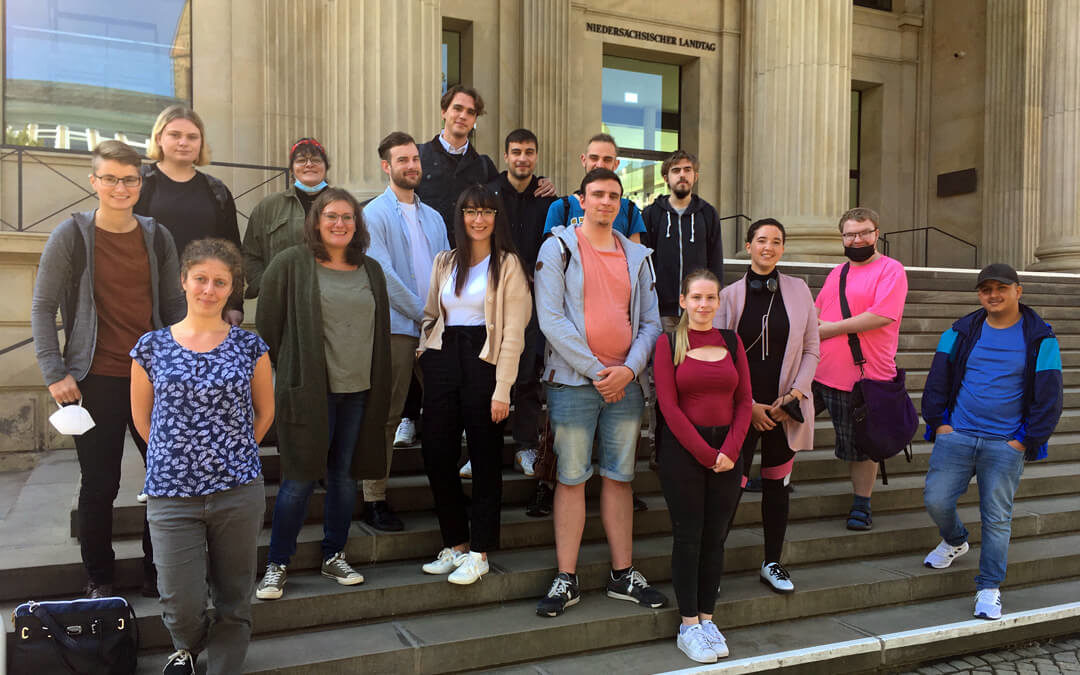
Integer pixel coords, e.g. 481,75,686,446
746,0,852,261
521,0,572,192
981,0,1044,269
1032,0,1080,271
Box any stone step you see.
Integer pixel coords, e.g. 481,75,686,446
896,349,1080,370
899,317,1080,334
20,494,1079,655
125,532,1080,673
905,367,1080,390
906,290,1080,306
480,577,1080,675
903,303,1080,321
83,430,1080,539
20,459,1080,601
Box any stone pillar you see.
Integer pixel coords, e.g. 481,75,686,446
981,0,1044,269
1032,0,1080,271
521,0,572,192
746,0,852,261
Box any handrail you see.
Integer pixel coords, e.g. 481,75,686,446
720,213,753,246
1,144,288,231
0,324,61,358
880,226,978,268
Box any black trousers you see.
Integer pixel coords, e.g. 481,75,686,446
510,313,543,449
658,427,743,618
74,373,153,585
740,426,796,563
420,326,506,552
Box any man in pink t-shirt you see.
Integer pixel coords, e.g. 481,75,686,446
812,207,908,532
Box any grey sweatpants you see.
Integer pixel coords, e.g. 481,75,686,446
147,477,265,675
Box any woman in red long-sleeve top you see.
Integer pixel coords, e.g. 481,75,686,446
654,268,753,664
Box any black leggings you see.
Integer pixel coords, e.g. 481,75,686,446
658,428,743,618
740,426,795,563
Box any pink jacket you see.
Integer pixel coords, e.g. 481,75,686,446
715,272,820,451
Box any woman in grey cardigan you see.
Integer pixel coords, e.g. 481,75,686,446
255,187,392,601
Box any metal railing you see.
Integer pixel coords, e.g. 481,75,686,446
0,144,288,232
880,227,978,269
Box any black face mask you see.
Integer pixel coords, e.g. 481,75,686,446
844,243,876,262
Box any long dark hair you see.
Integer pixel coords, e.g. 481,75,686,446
451,185,519,296
304,188,369,266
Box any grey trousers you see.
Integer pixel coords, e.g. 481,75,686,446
147,477,265,675
363,334,421,502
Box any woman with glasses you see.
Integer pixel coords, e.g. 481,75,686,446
254,188,392,600
417,186,530,585
243,137,331,299
136,105,242,325
715,218,819,594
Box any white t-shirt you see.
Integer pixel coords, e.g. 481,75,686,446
400,200,433,302
441,255,489,326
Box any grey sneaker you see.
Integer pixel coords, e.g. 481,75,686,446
321,552,364,585
255,562,286,600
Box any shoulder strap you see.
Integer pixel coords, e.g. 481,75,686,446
838,263,866,369
562,195,572,228
719,328,738,366
554,235,571,272
664,331,678,367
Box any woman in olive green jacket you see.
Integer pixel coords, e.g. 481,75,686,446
254,187,391,600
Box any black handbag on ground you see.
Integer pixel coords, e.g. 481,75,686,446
10,597,138,674
838,263,916,483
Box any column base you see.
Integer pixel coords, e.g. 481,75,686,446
777,219,848,264
1029,239,1080,272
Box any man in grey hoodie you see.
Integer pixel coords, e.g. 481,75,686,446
31,140,185,598
533,168,667,617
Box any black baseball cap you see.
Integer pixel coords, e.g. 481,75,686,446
976,263,1020,288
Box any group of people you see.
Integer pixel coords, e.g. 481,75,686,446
29,84,1062,673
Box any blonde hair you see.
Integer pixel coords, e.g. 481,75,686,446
148,105,211,166
672,269,721,366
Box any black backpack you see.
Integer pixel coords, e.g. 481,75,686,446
653,328,738,461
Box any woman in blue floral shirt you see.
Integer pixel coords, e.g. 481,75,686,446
131,238,273,675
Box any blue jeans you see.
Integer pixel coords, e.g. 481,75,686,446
268,390,368,564
546,381,644,485
923,430,1025,590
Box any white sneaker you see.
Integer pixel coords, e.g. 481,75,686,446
760,561,795,594
923,539,970,569
676,624,717,664
393,418,417,447
699,620,730,658
459,460,472,478
136,492,148,503
422,547,467,575
974,588,1002,620
514,449,537,477
448,551,489,585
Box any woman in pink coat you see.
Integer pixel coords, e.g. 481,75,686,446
716,218,819,593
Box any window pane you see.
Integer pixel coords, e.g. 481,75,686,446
601,56,679,154
4,0,192,151
442,30,461,94
615,156,666,210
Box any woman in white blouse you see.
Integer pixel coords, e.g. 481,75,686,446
416,185,531,585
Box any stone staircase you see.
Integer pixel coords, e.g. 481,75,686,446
4,263,1080,674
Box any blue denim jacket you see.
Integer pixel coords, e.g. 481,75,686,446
363,186,450,336
534,225,660,386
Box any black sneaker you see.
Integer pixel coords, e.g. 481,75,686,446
162,649,196,675
606,568,667,608
536,572,580,617
526,482,554,517
364,500,404,532
141,569,159,598
84,581,114,599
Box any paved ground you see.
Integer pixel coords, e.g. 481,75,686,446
898,634,1080,674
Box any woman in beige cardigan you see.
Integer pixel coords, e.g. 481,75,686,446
417,185,531,585
716,218,819,594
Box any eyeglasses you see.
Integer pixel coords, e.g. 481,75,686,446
93,174,141,188
294,156,325,166
463,208,497,219
322,213,355,224
841,228,878,243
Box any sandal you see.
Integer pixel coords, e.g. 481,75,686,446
846,506,873,531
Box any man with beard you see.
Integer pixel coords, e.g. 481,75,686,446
362,131,450,531
642,150,725,332
487,129,557,488
812,207,908,532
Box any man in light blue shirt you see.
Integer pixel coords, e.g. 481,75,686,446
362,131,450,531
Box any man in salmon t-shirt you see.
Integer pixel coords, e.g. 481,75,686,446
532,167,666,618
812,207,908,532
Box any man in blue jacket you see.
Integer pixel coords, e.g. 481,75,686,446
921,263,1063,621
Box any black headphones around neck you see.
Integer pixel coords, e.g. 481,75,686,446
749,277,779,294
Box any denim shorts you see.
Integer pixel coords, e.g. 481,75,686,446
545,380,644,485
